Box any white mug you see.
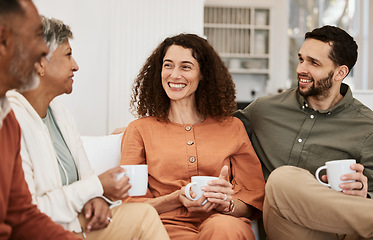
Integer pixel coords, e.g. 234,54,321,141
184,176,219,205
315,159,356,191
116,165,148,196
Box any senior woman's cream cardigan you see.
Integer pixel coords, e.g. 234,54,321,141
6,90,103,233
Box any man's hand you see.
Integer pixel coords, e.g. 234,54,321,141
111,127,126,135
341,163,368,197
98,166,131,200
84,198,112,232
322,163,368,198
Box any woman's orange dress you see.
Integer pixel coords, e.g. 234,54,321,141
121,116,265,240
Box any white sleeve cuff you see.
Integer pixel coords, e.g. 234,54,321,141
100,195,122,209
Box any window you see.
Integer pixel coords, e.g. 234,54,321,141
288,0,371,90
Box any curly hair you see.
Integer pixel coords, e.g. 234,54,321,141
131,33,236,121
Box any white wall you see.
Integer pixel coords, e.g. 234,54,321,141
353,90,373,110
369,0,373,89
34,0,204,135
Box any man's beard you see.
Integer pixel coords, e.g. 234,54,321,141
298,71,334,98
8,39,40,92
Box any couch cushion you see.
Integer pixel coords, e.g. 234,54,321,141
81,134,123,175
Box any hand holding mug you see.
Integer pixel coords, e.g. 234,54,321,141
116,165,148,196
184,176,219,204
179,185,217,213
338,163,367,197
99,166,131,200
202,166,234,213
315,160,367,197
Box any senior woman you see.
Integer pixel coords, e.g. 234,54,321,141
6,16,169,240
121,33,265,239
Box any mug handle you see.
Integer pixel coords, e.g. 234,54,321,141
115,171,129,181
315,166,330,187
184,182,197,200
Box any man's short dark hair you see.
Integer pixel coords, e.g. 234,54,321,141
305,25,358,72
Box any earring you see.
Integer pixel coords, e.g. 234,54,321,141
40,72,44,77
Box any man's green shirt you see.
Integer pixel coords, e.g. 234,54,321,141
235,83,373,196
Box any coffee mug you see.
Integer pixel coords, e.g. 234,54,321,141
184,176,219,205
116,165,148,196
315,159,356,191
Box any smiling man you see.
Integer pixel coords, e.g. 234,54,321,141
235,25,373,239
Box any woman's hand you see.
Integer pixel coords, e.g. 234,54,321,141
83,197,112,232
179,186,217,212
111,126,126,135
98,166,131,201
202,165,234,212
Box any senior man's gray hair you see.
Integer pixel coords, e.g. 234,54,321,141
41,15,73,59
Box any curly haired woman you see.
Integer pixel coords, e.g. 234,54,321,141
121,33,265,240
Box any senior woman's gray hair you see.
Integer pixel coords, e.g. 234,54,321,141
41,15,73,59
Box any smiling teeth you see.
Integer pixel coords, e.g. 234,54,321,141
299,78,312,83
169,83,186,89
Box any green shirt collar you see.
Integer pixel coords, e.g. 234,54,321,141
297,83,353,114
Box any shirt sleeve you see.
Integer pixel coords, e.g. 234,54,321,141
360,132,373,198
120,122,155,202
7,123,80,240
233,101,255,138
229,119,265,219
